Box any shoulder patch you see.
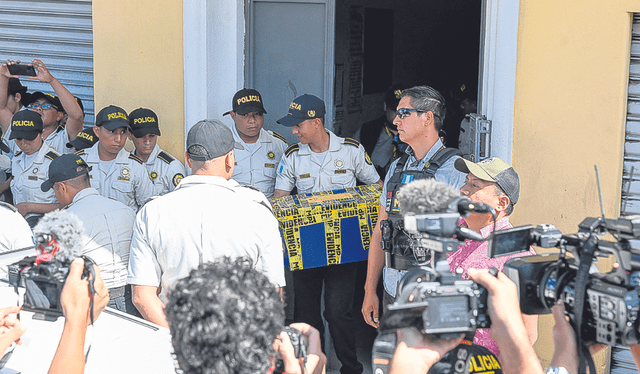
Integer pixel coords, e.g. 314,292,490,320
285,143,300,157
172,173,184,187
45,151,59,160
0,201,17,213
128,153,144,164
344,137,361,148
14,151,22,157
271,131,287,144
157,151,175,164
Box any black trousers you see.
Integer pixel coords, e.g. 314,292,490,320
292,262,363,374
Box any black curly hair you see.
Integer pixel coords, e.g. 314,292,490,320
165,257,285,374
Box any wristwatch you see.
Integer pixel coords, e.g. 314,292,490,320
544,367,571,374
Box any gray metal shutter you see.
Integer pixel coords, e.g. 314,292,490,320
0,0,94,128
614,12,640,374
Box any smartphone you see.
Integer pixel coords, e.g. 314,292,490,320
7,64,37,77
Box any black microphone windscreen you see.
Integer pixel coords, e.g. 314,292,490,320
33,209,85,263
398,179,460,216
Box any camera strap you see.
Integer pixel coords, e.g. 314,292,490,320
574,234,597,374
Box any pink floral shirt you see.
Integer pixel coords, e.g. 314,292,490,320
446,216,536,356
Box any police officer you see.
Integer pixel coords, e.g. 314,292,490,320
353,84,407,178
0,59,84,156
77,105,153,211
223,88,287,198
274,94,381,374
66,127,97,153
362,85,466,328
6,110,61,219
128,108,185,196
41,154,138,315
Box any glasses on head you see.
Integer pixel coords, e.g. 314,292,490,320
28,103,58,111
395,108,425,119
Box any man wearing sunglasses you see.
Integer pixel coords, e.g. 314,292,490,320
362,85,466,328
0,60,83,156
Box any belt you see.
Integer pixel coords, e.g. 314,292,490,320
108,284,131,299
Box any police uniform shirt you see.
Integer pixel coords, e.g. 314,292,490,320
381,138,466,297
65,188,135,289
0,202,34,253
133,144,186,197
231,125,287,199
78,143,154,211
10,142,59,205
127,175,286,299
275,130,380,194
5,125,72,157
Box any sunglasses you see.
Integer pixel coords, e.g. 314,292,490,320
28,103,58,111
395,108,425,119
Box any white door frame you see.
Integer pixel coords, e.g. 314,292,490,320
479,0,520,164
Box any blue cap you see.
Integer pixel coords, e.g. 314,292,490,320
277,94,326,127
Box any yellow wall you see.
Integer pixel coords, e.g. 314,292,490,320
513,1,640,369
92,0,185,160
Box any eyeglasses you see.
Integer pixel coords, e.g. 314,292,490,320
28,103,58,111
395,108,425,119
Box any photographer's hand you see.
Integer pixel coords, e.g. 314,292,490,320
0,60,20,79
549,300,578,374
29,59,54,84
289,323,326,374
388,328,462,374
273,331,303,374
0,306,26,353
48,258,109,374
468,268,543,374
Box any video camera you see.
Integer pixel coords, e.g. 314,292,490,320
495,215,640,346
9,210,94,320
379,205,491,336
373,197,493,374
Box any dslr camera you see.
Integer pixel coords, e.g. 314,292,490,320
495,215,640,346
10,233,93,319
274,326,308,374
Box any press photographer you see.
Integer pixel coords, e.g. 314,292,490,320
451,157,538,354
164,257,326,374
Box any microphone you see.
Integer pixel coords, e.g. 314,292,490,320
398,179,460,216
449,197,496,217
32,209,85,263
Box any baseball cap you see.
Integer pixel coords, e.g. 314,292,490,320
41,154,92,192
95,105,129,131
9,110,43,141
277,94,326,127
455,157,520,205
186,119,235,161
129,108,161,138
385,84,406,111
29,92,63,112
223,88,267,116
66,127,97,151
